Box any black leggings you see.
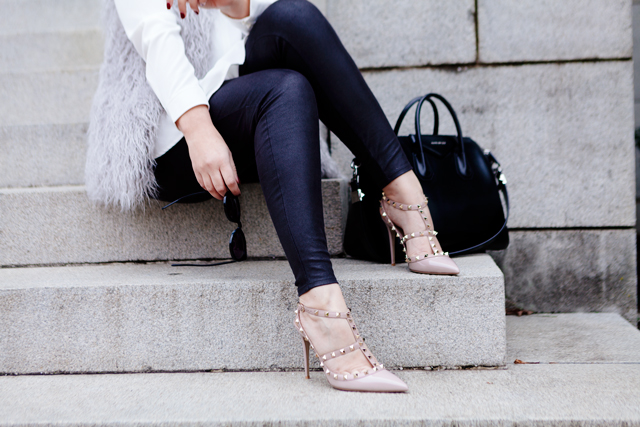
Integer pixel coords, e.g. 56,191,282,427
153,0,412,296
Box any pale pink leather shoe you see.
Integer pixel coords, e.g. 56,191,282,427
379,192,459,275
294,303,408,392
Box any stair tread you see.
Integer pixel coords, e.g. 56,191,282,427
0,313,638,425
0,255,507,373
0,255,502,290
0,30,104,73
0,181,348,265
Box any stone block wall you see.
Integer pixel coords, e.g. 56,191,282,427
320,0,637,321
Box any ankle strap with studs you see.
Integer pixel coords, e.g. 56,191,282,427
381,192,428,211
294,303,384,381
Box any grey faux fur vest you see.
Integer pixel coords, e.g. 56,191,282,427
86,0,340,211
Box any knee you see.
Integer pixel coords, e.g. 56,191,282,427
269,70,316,108
260,0,324,31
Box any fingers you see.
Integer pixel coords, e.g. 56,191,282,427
221,157,241,196
187,0,199,14
170,0,200,18
202,173,223,200
177,0,187,18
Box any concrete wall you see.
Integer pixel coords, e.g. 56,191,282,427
323,0,637,321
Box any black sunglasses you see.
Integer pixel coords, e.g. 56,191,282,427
162,191,247,266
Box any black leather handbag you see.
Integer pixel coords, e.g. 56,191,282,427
344,93,509,262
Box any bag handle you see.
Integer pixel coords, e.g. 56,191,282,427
417,94,468,176
449,150,510,255
393,95,439,136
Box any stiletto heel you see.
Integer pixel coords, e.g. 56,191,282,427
384,219,396,266
379,192,459,275
293,303,408,392
301,336,311,379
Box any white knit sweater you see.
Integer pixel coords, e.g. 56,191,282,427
86,0,340,211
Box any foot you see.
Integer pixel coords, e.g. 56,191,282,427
382,172,444,261
298,284,373,376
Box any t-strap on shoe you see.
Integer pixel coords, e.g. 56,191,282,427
294,303,408,392
379,192,460,275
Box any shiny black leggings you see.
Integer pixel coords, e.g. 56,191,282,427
153,0,412,296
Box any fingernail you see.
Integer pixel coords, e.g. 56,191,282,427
195,10,199,14
166,2,171,9
180,12,185,18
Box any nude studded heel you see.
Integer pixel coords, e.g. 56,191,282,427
293,303,408,392
379,192,459,275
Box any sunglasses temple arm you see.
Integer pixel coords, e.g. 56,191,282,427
161,191,210,210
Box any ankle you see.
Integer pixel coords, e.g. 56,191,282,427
299,283,347,312
382,172,424,204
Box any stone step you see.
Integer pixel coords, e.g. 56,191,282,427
0,0,102,36
0,30,104,73
0,123,87,188
0,180,348,266
0,69,98,127
1,314,638,425
0,255,506,374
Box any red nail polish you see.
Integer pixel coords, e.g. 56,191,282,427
180,12,185,18
166,2,170,9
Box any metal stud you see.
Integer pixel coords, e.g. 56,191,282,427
322,355,327,361
326,369,330,374
379,364,384,369
331,352,336,357
334,374,338,379
325,312,329,317
411,232,415,237
340,349,345,355
408,205,412,209
295,319,299,323
299,328,303,332
344,375,348,380
429,237,433,241
382,212,387,217
355,372,359,377
314,310,319,315
294,310,298,314
350,345,354,351
417,205,421,209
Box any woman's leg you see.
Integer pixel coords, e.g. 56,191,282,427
154,69,371,375
242,0,435,264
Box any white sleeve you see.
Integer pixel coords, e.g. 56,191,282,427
114,0,209,123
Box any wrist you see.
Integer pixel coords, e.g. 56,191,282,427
176,105,211,139
219,0,250,19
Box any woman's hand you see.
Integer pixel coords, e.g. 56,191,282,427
176,105,241,200
167,0,250,20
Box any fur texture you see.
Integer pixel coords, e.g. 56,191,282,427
86,0,341,211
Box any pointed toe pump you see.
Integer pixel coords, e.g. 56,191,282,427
294,303,408,393
379,192,459,275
